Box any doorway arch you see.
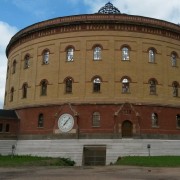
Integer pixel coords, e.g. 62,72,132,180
122,120,133,138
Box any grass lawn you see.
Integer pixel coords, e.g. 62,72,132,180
115,156,180,167
0,155,75,167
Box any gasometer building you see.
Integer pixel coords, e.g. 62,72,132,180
0,2,180,165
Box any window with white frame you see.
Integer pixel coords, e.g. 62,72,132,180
93,46,102,60
42,50,49,64
149,49,155,63
122,47,129,61
67,48,74,61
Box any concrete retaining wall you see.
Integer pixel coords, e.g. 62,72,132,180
0,139,180,166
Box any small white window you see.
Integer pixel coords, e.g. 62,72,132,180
43,50,49,64
67,48,74,61
94,46,102,60
122,47,129,61
149,49,155,63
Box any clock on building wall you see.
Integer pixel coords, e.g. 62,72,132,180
58,113,74,133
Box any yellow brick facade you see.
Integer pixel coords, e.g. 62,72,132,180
4,14,180,110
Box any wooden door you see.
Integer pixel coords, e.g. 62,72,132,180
122,120,133,138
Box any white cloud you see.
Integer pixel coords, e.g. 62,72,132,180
83,0,180,24
0,21,17,109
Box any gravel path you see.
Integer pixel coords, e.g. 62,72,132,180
0,166,180,180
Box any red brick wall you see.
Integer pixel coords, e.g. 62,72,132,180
0,118,19,138
15,104,180,137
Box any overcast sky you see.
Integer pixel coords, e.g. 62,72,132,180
0,0,180,108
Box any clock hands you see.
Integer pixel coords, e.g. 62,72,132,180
63,117,70,127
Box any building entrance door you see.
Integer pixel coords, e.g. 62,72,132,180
83,146,106,166
122,120,133,138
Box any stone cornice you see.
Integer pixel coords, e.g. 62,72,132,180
5,101,180,110
6,13,180,57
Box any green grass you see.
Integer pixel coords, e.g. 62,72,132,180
0,155,75,167
114,156,180,167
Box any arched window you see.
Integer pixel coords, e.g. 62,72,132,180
10,87,14,102
22,83,28,98
12,60,16,74
24,54,30,68
149,49,155,63
65,77,73,93
93,77,101,93
172,81,179,97
149,79,157,95
171,53,177,67
122,78,130,93
66,48,74,61
93,46,102,60
151,113,158,127
122,47,129,61
176,114,180,128
7,66,9,79
40,80,48,96
42,50,49,64
92,112,100,127
38,114,44,128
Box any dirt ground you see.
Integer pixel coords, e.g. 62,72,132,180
0,166,180,180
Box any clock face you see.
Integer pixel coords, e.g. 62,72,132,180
58,113,74,132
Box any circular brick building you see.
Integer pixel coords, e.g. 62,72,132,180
3,2,180,140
